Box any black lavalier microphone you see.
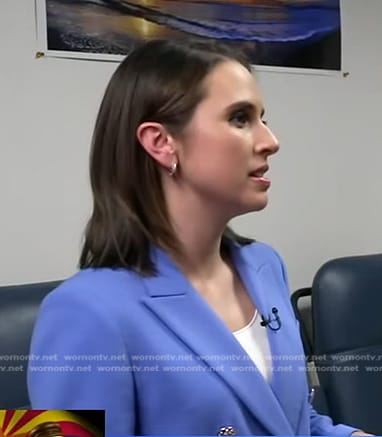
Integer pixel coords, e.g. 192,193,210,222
260,307,282,331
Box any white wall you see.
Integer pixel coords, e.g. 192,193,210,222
1,0,381,290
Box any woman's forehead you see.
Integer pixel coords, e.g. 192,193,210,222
201,60,263,109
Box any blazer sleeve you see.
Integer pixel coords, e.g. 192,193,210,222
271,247,359,436
310,406,358,436
27,287,135,435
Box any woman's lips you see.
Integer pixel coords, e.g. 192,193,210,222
250,175,271,188
249,165,270,188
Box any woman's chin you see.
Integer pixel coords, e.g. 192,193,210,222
233,198,269,218
249,195,269,212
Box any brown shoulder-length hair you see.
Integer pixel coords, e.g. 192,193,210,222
80,38,254,275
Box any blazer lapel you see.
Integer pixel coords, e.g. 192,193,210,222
141,246,294,435
232,243,307,434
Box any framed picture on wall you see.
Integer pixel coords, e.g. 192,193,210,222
35,0,342,72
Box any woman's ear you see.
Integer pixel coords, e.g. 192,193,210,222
136,122,176,169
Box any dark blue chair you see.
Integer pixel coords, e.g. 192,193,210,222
0,281,61,408
312,254,382,435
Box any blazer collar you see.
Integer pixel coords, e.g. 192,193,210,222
140,243,297,435
231,243,307,434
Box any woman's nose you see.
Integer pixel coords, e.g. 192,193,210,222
255,123,280,156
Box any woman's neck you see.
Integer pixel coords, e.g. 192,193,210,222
163,181,234,280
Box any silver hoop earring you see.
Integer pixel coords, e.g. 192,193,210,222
168,161,177,176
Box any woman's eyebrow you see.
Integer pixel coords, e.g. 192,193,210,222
225,100,265,117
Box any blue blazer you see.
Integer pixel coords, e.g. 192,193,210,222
28,242,356,435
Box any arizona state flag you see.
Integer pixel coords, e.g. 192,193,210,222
0,410,104,437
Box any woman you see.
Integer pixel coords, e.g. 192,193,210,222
28,39,367,436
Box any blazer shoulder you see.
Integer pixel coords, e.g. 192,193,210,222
238,241,285,269
43,268,145,312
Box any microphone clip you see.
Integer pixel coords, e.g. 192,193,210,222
260,307,282,331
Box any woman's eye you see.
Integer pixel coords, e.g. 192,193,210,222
230,110,250,127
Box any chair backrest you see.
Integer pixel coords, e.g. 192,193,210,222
290,287,329,416
0,281,61,408
312,254,382,435
291,287,314,359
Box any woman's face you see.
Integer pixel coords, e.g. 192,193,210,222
176,59,280,219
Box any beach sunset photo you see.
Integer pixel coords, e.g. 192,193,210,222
41,0,341,69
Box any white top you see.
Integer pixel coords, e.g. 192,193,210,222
233,310,272,382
